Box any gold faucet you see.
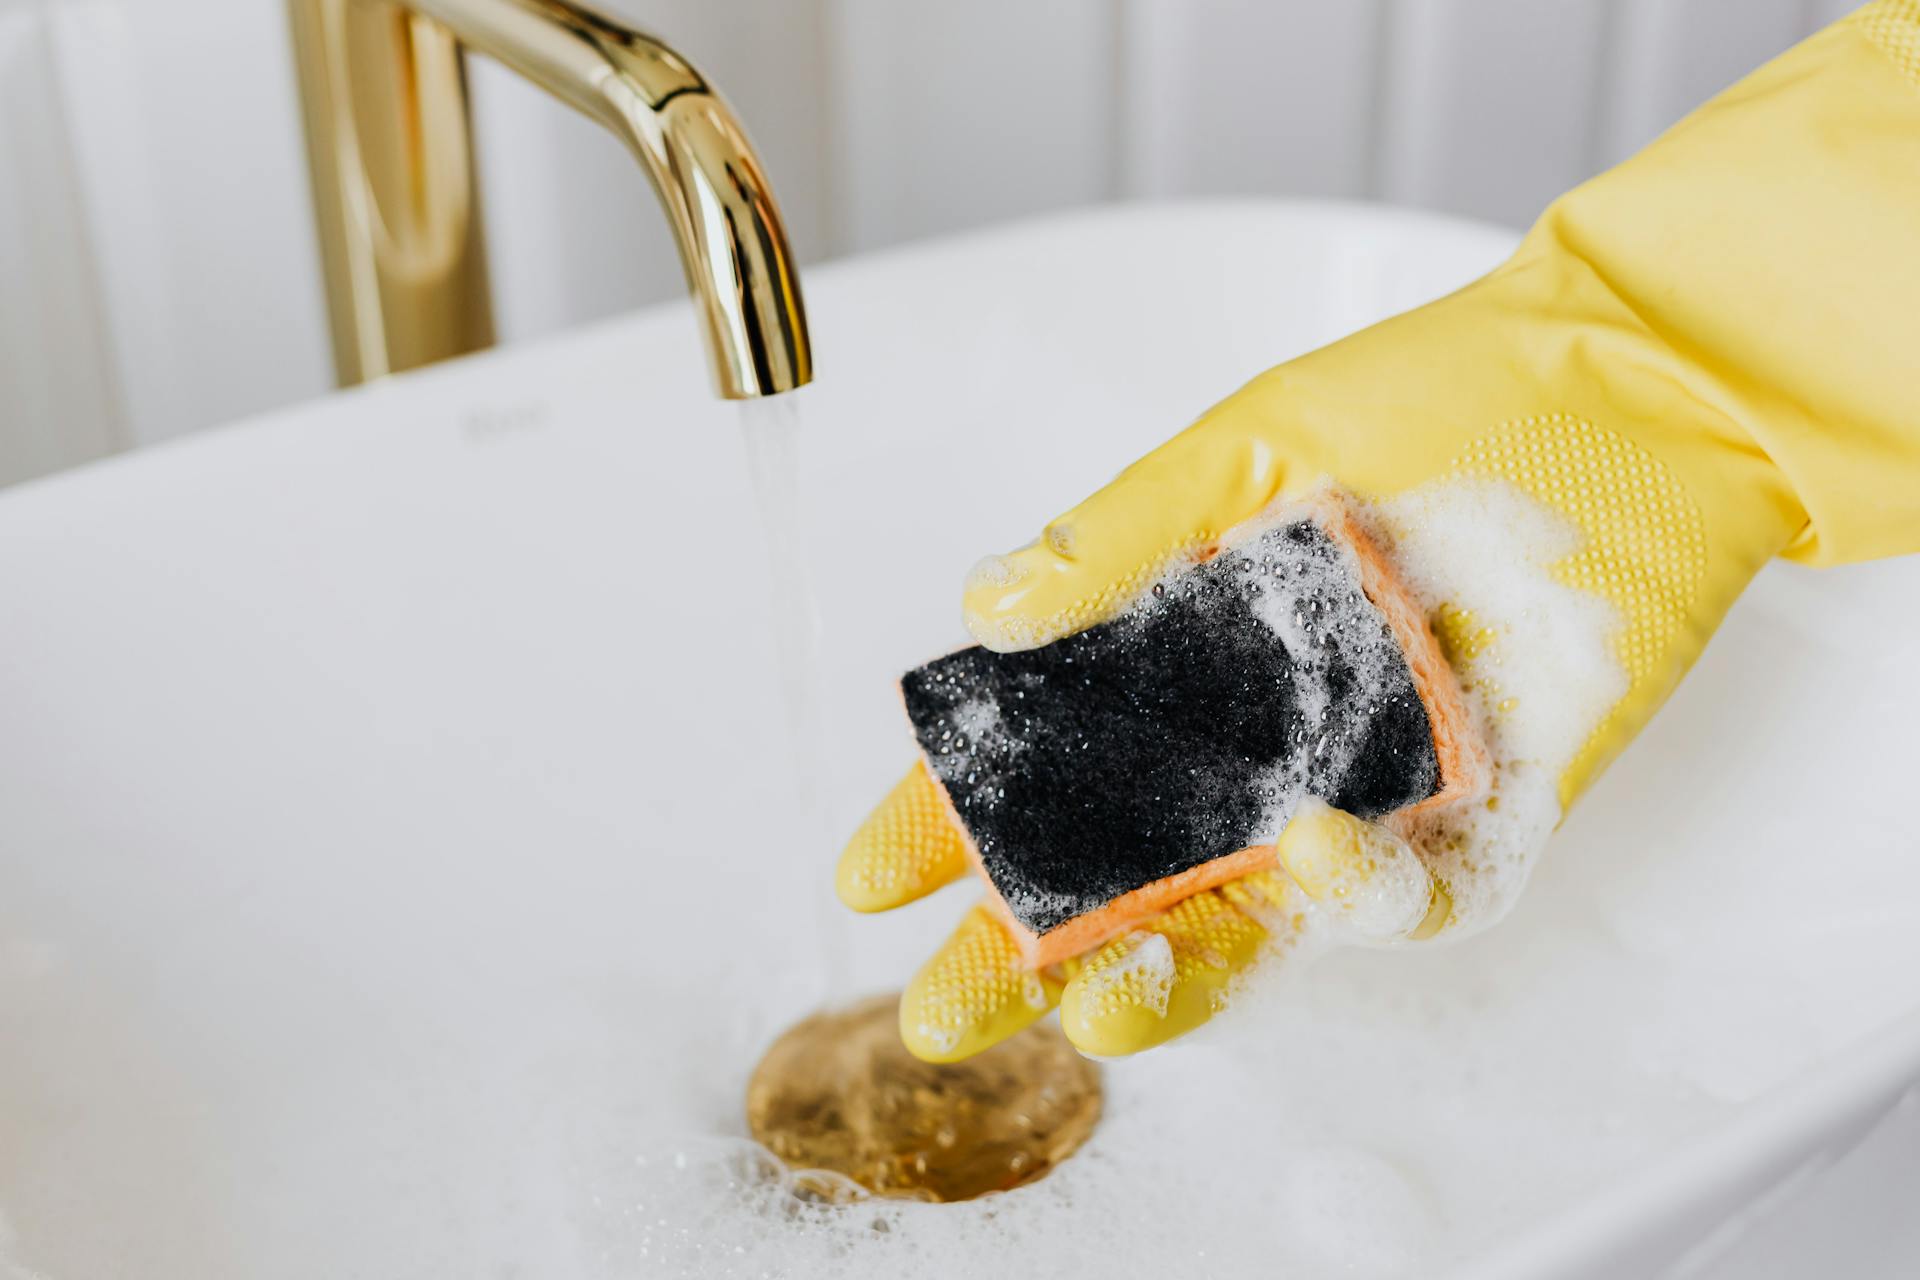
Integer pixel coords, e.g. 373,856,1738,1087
287,0,811,399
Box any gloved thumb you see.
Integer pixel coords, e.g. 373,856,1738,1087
960,414,1291,652
1275,798,1449,943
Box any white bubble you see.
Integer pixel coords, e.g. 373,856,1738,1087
963,554,1026,591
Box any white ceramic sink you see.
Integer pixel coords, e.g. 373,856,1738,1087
2,203,1916,1279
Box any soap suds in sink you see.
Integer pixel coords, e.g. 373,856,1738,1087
570,476,1920,1277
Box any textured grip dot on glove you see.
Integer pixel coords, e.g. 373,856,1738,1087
837,763,971,911
1449,414,1705,799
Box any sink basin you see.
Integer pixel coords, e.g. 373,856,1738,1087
2,201,1916,1279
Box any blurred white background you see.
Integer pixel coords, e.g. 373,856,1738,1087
0,0,1863,489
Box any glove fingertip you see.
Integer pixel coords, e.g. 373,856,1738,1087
898,906,1059,1064
1277,798,1437,942
836,763,971,913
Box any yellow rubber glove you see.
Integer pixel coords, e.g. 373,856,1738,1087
841,1,1920,1062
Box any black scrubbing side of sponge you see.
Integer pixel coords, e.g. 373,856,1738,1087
901,517,1439,936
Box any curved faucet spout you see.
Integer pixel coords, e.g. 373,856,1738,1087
290,0,812,399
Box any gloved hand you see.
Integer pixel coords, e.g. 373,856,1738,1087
839,1,1920,1061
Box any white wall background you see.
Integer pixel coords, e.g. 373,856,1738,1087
0,0,1865,488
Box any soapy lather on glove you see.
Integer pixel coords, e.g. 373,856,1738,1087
899,492,1485,971
838,1,1920,1062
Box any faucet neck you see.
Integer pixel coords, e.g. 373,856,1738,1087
289,0,812,399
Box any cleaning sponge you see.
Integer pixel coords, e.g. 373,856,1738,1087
901,492,1486,966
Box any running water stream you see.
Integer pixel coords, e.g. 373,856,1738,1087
736,393,848,999
734,392,1108,1204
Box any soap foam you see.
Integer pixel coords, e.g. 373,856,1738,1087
1194,477,1625,979
963,554,1027,592
166,458,1902,1280
1284,797,1435,943
17,476,1903,1279
1162,505,1434,840
1368,477,1628,932
576,1057,1454,1280
909,510,1444,940
1077,931,1176,1018
568,476,1663,1279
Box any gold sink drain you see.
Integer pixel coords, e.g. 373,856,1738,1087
745,993,1102,1202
